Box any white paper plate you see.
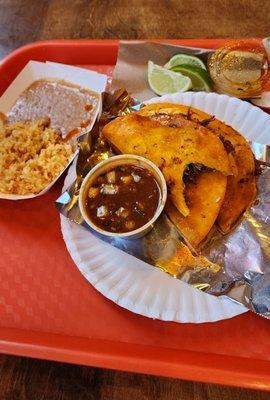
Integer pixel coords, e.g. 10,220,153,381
60,91,270,323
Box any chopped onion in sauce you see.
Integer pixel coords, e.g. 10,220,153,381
97,205,108,218
100,184,119,195
106,170,116,183
131,172,141,182
88,187,99,198
116,207,129,218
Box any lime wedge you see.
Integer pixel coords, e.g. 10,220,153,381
171,64,212,92
148,61,192,96
165,54,206,70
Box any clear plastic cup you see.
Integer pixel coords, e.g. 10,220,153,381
208,40,269,98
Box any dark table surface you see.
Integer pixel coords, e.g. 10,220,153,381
1,1,270,399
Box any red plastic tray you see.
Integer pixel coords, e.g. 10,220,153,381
0,39,270,391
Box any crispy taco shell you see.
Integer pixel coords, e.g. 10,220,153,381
139,103,256,233
102,113,230,218
165,170,227,248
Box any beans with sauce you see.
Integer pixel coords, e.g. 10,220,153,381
85,165,160,233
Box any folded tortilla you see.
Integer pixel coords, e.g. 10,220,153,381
165,171,227,248
139,103,256,234
102,112,230,219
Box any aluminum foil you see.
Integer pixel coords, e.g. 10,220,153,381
56,89,270,319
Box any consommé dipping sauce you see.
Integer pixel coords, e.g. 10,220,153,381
85,165,161,233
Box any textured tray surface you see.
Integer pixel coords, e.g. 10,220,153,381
0,39,270,390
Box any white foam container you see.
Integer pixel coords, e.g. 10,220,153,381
0,61,107,200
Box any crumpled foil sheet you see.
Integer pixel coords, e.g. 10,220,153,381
56,89,270,319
